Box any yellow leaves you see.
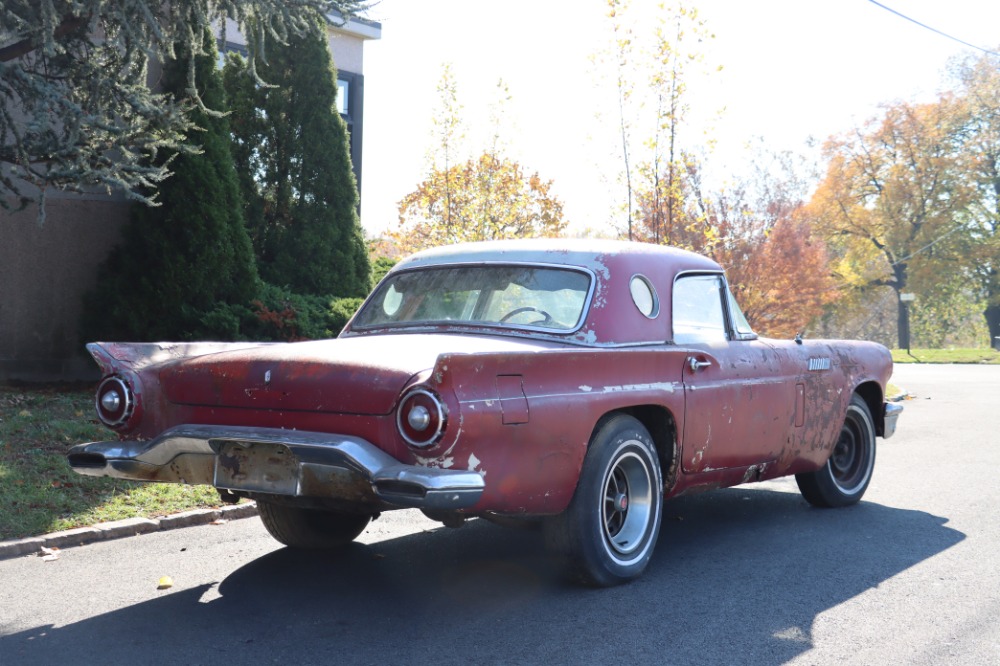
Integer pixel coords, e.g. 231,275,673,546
808,96,973,297
393,151,567,255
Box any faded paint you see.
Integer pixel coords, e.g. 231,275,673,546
600,382,677,394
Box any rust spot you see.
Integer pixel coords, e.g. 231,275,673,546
217,453,241,476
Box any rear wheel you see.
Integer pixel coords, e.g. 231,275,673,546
545,415,663,586
257,500,372,549
796,394,876,508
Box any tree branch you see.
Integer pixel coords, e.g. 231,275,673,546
0,14,87,62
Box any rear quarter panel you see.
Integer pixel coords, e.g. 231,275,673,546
423,347,690,514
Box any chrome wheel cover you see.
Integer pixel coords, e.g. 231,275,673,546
829,406,874,495
600,447,654,559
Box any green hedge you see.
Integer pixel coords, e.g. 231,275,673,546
194,284,363,342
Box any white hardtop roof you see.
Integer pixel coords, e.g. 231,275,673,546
394,238,720,274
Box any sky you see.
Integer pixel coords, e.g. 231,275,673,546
356,0,1000,238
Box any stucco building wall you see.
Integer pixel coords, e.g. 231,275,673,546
1,196,129,382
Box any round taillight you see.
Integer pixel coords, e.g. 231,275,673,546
95,376,134,428
396,388,446,448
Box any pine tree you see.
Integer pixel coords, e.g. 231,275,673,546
81,32,258,341
225,15,370,298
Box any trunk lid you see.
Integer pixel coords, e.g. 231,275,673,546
159,334,554,415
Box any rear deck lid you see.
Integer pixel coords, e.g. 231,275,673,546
159,334,551,415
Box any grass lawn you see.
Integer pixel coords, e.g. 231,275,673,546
891,348,1000,364
0,385,229,541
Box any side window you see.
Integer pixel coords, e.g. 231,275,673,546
727,286,755,338
673,274,728,344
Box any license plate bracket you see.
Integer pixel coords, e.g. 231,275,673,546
213,441,299,495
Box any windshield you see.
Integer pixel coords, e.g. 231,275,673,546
352,264,592,332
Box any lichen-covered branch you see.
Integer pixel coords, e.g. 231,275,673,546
0,1,368,219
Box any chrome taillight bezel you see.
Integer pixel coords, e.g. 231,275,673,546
95,375,135,428
396,387,447,448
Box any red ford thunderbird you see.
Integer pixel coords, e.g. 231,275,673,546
68,239,902,586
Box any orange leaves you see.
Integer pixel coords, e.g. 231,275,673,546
723,213,839,339
632,154,836,338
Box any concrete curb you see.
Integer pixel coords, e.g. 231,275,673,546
0,501,258,561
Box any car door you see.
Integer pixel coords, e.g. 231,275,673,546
673,273,795,474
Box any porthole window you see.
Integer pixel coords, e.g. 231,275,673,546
629,275,659,318
382,284,403,316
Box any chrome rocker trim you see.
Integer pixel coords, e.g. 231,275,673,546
67,424,485,511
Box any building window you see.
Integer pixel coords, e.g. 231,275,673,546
337,79,349,116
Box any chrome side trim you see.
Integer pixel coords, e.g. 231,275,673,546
67,425,485,510
882,402,903,439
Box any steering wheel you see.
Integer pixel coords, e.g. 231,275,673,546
499,306,553,325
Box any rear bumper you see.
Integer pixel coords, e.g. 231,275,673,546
883,402,903,439
67,424,484,511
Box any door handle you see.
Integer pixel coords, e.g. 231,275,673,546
688,357,711,373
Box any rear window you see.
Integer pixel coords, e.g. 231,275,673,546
352,264,592,332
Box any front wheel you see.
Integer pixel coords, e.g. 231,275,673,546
257,500,372,549
796,394,876,508
545,415,663,586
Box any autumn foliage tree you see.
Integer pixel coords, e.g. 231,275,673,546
600,0,719,240
723,212,838,339
806,98,973,348
952,50,1000,348
393,153,567,254
391,66,566,254
634,154,836,338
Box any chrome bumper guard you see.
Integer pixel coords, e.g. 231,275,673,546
883,402,903,439
67,424,485,511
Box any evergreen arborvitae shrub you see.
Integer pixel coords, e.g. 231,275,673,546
371,256,397,287
224,15,371,299
210,285,362,341
81,33,257,342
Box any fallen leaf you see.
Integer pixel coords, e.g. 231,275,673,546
157,576,174,590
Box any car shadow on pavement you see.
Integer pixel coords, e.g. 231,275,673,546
0,486,964,665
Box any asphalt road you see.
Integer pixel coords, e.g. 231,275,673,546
1,364,997,665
